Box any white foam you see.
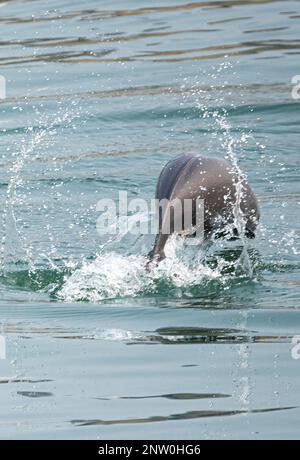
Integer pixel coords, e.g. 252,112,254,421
59,252,150,302
58,236,226,302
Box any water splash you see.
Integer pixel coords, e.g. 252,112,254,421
58,234,251,302
1,61,263,302
58,66,258,303
58,252,149,302
0,102,82,275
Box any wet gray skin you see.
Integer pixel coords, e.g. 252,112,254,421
148,154,260,264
